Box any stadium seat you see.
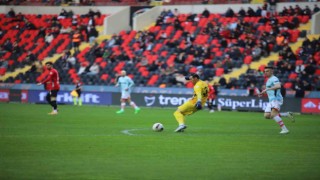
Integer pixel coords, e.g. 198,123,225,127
283,82,292,89
100,74,109,81
288,73,298,80
0,67,6,76
244,55,253,64
215,68,224,77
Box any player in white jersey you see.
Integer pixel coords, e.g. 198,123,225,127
115,70,140,114
258,66,295,134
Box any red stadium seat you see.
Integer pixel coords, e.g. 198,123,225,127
288,73,298,80
215,68,224,76
244,55,253,64
100,74,109,81
283,82,292,89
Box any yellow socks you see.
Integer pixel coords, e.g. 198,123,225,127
174,111,185,125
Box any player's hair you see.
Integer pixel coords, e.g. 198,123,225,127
191,73,200,79
185,73,200,80
45,62,53,66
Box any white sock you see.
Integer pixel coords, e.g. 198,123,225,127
121,102,125,110
273,115,288,130
280,112,289,117
130,101,138,109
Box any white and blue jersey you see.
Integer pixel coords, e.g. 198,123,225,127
116,76,134,99
266,75,283,102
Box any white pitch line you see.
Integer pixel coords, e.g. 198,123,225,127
121,128,147,136
1,134,119,138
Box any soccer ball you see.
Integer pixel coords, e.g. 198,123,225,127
152,123,164,132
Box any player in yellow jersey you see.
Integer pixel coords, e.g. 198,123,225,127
174,73,209,132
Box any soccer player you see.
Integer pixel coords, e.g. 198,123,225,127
258,66,295,134
37,62,60,115
73,80,82,106
207,82,215,113
115,70,140,114
174,73,209,132
207,82,221,113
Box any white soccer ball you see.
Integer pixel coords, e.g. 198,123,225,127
152,123,164,132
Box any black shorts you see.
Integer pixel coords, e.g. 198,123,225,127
76,89,81,97
49,90,59,98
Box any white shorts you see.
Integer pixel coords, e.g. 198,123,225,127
264,100,283,113
121,91,131,99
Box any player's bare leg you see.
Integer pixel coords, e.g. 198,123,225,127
271,109,289,134
280,112,295,122
116,99,126,114
127,98,140,114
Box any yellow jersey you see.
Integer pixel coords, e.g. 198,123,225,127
190,80,209,104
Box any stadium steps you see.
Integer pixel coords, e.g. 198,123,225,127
213,20,315,83
0,42,91,82
0,25,108,82
250,0,264,3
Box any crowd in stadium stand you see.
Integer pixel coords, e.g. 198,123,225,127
0,2,319,96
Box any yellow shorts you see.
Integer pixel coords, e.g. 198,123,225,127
177,101,198,116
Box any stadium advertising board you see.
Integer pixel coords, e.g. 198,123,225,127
9,89,21,102
21,90,28,103
0,89,9,102
301,98,320,113
112,93,301,112
28,90,112,105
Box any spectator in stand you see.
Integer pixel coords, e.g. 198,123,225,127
78,62,88,75
45,32,54,45
25,21,37,30
294,4,302,15
88,16,95,27
247,7,256,17
0,58,8,69
256,6,262,17
71,16,78,26
295,63,305,74
61,50,71,69
58,9,68,19
12,41,20,55
313,4,320,14
87,62,99,76
252,44,262,60
173,8,180,17
88,25,98,45
238,7,246,17
3,39,12,52
303,6,312,18
159,31,167,40
66,55,76,69
274,33,285,52
72,30,81,53
26,51,37,65
291,14,300,29
247,83,260,96
225,8,234,17
268,0,277,15
173,19,183,31
175,52,186,64
293,78,305,98
218,75,227,88
201,8,210,18
7,8,15,18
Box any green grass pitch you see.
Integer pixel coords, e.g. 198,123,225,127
1,103,320,179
